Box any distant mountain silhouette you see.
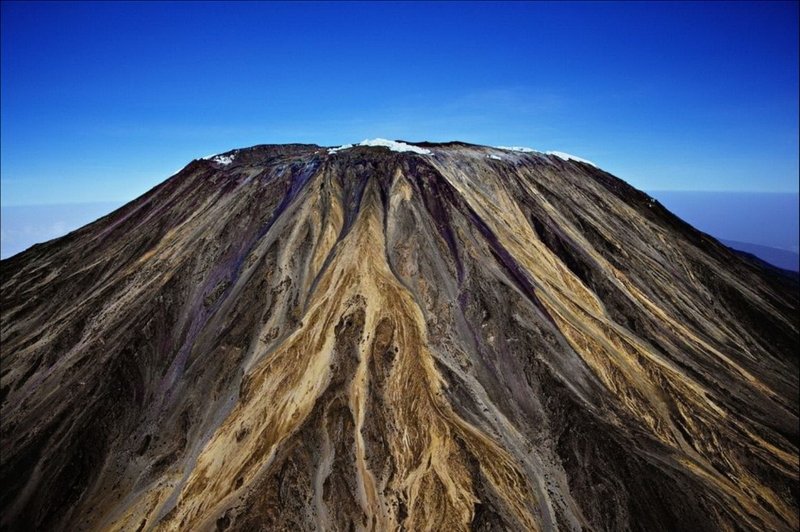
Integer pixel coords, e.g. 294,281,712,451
721,239,799,272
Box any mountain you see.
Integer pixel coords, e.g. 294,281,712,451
720,239,800,273
1,140,798,531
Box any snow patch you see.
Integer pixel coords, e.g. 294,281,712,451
203,153,235,165
328,144,353,154
487,154,502,160
546,151,596,167
212,154,235,165
495,146,597,167
327,138,431,155
496,146,539,153
358,138,431,154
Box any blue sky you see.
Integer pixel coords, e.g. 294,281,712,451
1,1,798,206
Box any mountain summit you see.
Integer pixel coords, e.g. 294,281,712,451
1,141,798,531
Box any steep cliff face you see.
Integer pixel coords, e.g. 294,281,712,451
1,141,797,531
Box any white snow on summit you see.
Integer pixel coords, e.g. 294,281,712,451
328,138,431,155
203,153,235,165
358,138,431,154
495,145,596,167
496,146,539,153
545,151,596,167
212,154,235,165
327,144,353,154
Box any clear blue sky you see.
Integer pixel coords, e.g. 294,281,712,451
1,1,798,206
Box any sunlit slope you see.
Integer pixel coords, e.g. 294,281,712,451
1,142,797,531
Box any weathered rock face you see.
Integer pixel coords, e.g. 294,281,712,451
1,142,797,531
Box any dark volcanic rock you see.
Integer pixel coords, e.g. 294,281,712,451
1,141,798,531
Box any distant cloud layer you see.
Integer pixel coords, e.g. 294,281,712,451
0,202,121,259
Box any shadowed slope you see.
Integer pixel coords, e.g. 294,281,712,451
1,143,798,531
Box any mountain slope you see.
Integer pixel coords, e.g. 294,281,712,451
1,141,798,531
